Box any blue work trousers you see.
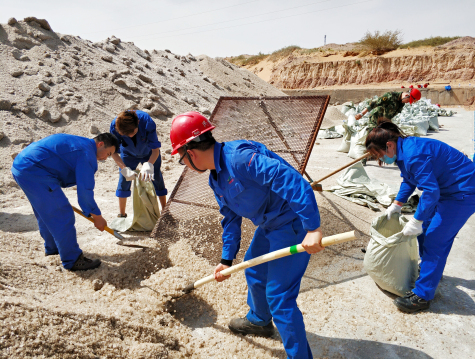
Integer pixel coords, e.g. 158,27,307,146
13,174,82,269
245,218,312,359
116,153,167,198
414,194,475,300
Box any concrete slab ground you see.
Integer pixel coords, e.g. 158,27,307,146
298,108,475,358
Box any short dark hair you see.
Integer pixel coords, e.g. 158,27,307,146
116,110,139,135
94,133,120,153
365,117,407,153
183,131,216,152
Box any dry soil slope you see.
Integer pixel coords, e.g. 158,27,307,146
0,16,284,190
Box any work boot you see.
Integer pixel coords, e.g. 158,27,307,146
394,291,430,313
228,317,275,337
69,253,101,271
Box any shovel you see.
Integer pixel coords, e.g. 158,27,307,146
71,205,147,249
180,230,358,297
310,153,371,192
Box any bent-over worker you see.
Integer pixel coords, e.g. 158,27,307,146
170,112,324,359
11,133,119,271
366,118,475,313
355,88,421,129
110,110,168,216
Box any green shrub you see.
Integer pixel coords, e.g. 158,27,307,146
400,36,461,48
268,45,301,62
358,30,403,54
242,52,268,66
355,60,361,66
227,53,268,66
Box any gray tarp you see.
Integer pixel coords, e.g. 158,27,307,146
110,173,160,232
326,162,420,212
364,213,419,296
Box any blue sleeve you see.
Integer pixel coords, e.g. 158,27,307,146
237,150,320,231
407,156,440,221
395,176,417,203
215,193,243,261
145,118,161,149
76,155,100,216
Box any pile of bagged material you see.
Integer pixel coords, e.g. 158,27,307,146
331,98,455,159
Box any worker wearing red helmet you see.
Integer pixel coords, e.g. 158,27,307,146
170,112,324,359
355,88,422,128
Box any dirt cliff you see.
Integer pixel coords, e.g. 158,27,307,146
240,38,475,89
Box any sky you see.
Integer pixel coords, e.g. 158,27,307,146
1,0,474,58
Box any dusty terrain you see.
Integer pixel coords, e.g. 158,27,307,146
232,37,475,89
1,17,475,359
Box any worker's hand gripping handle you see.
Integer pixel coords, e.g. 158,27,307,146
185,230,358,292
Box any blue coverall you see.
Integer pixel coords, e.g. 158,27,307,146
110,110,167,198
395,137,475,300
210,140,321,359
11,134,101,269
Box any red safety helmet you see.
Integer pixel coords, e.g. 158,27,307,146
409,85,414,89
409,88,421,104
170,112,215,155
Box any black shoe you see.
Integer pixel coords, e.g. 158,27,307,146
45,251,59,256
117,213,127,218
228,317,275,338
394,291,430,313
68,253,101,271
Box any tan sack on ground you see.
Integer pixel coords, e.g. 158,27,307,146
110,173,160,232
364,213,419,296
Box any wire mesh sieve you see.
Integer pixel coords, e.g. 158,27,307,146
151,96,330,264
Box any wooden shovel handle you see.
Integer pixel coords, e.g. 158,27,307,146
310,153,370,190
191,230,358,290
71,205,121,239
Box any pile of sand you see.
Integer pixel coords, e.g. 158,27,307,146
0,15,302,358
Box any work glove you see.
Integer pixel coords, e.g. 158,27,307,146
139,162,155,182
402,217,423,237
121,167,137,181
386,203,402,220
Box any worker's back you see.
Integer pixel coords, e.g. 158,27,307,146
397,136,475,199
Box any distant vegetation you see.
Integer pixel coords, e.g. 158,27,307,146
227,33,464,67
400,36,460,48
268,45,301,62
358,30,403,54
229,52,269,66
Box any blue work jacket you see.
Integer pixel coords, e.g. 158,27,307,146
395,137,475,221
11,134,101,216
110,110,160,158
209,140,321,261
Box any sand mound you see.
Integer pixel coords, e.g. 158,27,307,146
439,36,475,48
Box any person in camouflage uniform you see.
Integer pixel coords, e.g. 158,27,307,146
355,88,421,165
355,88,421,130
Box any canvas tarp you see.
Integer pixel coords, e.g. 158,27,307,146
364,213,419,296
326,162,420,212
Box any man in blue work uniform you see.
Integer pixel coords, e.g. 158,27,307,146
170,112,324,359
11,133,119,271
110,110,167,216
366,119,475,312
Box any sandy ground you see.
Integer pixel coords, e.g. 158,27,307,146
1,105,474,358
